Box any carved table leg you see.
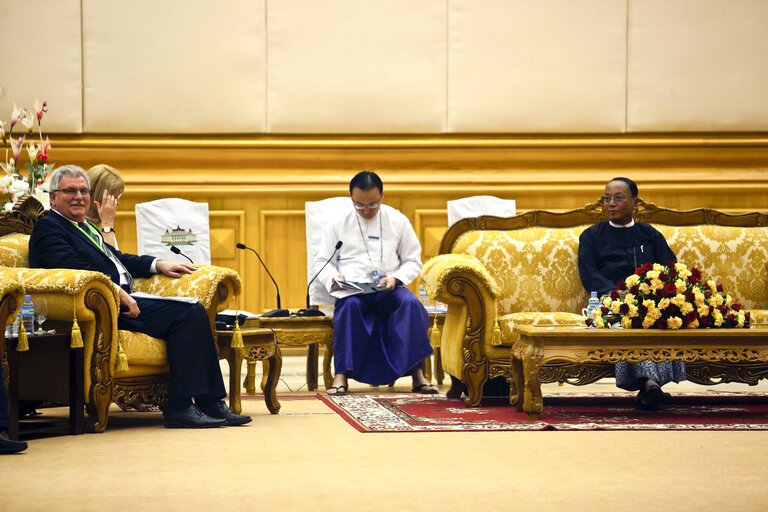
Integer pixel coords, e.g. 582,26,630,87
322,340,334,390
261,359,270,393
509,348,524,412
227,346,244,415
423,354,433,382
520,342,543,420
244,360,257,395
307,343,318,391
264,346,282,414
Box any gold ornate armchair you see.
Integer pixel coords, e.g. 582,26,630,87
421,199,768,406
0,278,24,405
0,197,241,432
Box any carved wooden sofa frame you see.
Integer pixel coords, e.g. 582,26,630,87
0,197,241,432
422,198,768,406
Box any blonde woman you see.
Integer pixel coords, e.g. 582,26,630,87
86,164,158,413
86,164,123,248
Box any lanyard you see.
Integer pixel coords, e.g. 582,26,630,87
74,221,105,253
355,210,383,268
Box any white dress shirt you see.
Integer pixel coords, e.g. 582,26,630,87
314,205,423,297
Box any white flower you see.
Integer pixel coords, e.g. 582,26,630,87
33,188,49,208
0,160,14,175
0,175,12,188
9,178,27,195
3,202,13,211
0,120,5,139
26,140,40,163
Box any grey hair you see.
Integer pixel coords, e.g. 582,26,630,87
49,165,90,191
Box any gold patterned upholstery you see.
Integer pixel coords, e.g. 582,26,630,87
0,197,242,432
422,200,768,406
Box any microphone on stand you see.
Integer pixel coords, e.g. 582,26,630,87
236,243,290,317
297,241,343,317
169,245,194,264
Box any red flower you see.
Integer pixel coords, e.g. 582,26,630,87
732,303,741,312
585,318,593,327
700,316,712,327
638,305,648,317
716,283,723,292
608,316,619,325
635,267,645,276
684,290,695,301
669,268,678,279
617,280,627,291
619,303,629,315
629,285,639,295
664,282,677,295
656,289,664,298
601,306,609,315
691,268,701,279
655,319,667,329
643,263,654,272
610,290,620,301
667,304,681,317
667,260,676,268
704,291,711,299
659,272,669,281
727,313,735,322
719,305,727,314
631,317,642,328
746,311,751,320
36,153,48,163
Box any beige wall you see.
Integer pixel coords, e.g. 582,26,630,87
1,0,767,133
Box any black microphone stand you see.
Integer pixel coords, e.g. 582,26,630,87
297,241,343,317
236,243,290,317
170,245,194,264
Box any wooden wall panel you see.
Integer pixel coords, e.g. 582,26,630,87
52,134,768,314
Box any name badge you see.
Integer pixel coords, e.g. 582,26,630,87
368,235,379,240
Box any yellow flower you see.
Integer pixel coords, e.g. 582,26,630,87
646,270,660,280
725,295,733,308
628,305,639,317
671,294,686,307
642,299,656,310
695,294,706,307
595,317,606,329
652,263,664,272
642,316,655,329
707,280,717,293
679,269,692,280
621,316,632,329
649,308,662,320
650,278,663,291
686,319,699,329
639,282,651,295
602,297,612,308
611,301,621,314
713,310,724,327
738,313,745,327
624,293,636,305
680,302,694,315
658,298,670,310
708,294,724,307
625,274,640,287
674,262,689,273
675,279,686,293
698,305,710,317
667,317,683,329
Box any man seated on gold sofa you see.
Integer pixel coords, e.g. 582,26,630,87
28,165,250,429
578,177,685,410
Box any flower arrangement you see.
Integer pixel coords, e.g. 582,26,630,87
0,99,53,210
586,261,750,330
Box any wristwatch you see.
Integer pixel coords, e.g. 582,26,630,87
102,227,115,233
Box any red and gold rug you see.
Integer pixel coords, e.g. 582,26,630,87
318,392,768,432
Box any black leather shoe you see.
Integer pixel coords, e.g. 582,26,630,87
163,404,227,429
0,432,28,454
198,401,252,426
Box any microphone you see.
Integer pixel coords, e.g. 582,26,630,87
236,242,289,317
170,245,194,264
297,240,343,317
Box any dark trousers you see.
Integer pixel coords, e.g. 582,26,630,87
0,366,7,429
118,298,226,410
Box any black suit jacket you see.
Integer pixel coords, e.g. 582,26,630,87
28,210,155,283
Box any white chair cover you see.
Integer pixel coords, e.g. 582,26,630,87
305,196,354,307
447,195,517,227
135,198,211,264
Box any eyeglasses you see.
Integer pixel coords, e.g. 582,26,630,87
53,188,90,196
603,195,630,204
352,199,381,210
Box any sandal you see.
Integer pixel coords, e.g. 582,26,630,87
412,383,439,395
327,385,348,396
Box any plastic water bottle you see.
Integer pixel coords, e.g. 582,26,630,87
419,285,432,308
587,291,600,315
21,294,35,333
10,311,20,338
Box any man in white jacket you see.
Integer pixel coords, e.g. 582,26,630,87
315,171,436,395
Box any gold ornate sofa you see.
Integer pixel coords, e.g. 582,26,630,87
0,197,241,432
421,199,768,405
0,278,24,406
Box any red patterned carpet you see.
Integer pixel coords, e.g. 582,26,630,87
318,392,768,432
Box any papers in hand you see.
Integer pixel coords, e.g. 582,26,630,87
130,291,198,304
331,280,382,299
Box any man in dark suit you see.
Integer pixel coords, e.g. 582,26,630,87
29,165,250,428
1,368,28,453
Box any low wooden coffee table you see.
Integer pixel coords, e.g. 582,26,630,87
216,327,281,415
510,325,768,420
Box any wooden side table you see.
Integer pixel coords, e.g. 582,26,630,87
216,327,281,415
255,315,334,391
6,332,85,440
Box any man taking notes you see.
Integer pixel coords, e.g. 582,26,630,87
315,171,436,395
29,165,251,428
